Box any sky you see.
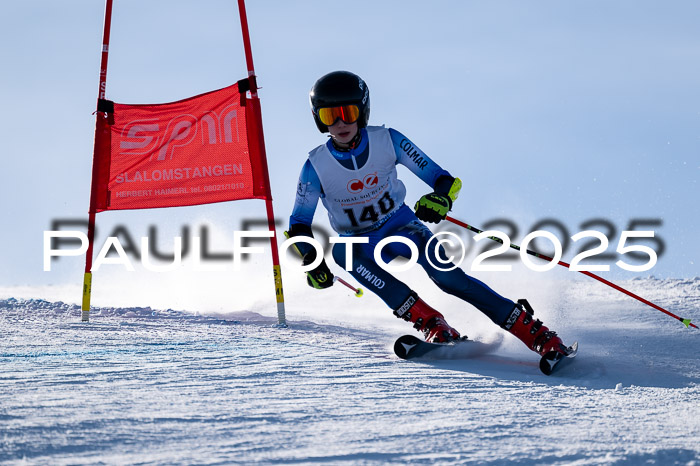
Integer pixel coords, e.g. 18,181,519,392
0,1,698,311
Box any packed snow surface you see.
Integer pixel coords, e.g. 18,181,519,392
1,277,699,464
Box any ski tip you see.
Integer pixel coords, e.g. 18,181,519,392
393,334,423,359
568,341,579,356
539,341,578,376
539,352,562,376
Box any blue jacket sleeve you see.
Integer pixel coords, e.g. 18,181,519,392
389,128,452,190
289,159,323,229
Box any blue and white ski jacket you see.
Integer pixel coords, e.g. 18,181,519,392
289,126,452,235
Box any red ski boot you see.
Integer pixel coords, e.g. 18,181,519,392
393,293,460,343
502,299,568,356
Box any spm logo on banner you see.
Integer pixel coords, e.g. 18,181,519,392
95,83,264,212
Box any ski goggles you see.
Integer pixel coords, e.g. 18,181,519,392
317,105,360,126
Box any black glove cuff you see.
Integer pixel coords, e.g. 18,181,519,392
288,223,314,238
433,175,456,197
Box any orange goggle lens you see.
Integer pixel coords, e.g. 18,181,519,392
317,105,360,126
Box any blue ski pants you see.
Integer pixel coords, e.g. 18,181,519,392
331,205,515,326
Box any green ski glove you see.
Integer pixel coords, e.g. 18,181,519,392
302,249,334,289
414,177,462,224
414,193,452,223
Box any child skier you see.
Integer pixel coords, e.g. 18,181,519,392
288,70,569,358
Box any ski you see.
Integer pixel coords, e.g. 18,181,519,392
393,334,469,360
539,341,578,375
395,334,579,376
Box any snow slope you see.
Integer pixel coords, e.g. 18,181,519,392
1,277,698,465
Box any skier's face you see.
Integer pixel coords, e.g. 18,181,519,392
328,120,358,147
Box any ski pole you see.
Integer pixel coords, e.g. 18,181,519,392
445,215,697,329
334,277,364,297
283,231,363,298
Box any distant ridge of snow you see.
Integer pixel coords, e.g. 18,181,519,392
0,297,278,323
2,275,697,321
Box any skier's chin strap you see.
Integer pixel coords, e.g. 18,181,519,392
330,130,362,152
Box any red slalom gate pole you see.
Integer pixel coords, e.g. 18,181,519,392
445,215,697,329
237,0,287,327
81,0,114,322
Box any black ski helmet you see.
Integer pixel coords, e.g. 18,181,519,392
309,71,370,133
